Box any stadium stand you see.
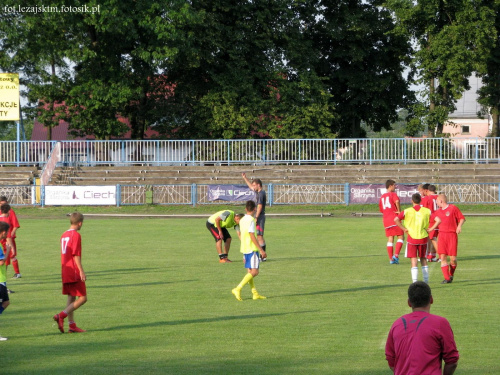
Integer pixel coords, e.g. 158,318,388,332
48,163,500,185
0,166,37,185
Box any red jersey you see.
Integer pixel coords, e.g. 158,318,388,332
386,311,459,375
424,194,439,229
0,216,11,250
61,229,83,283
432,205,465,233
379,191,400,228
8,208,20,239
424,194,439,213
0,216,12,238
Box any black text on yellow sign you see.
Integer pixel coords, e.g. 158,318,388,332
0,73,20,121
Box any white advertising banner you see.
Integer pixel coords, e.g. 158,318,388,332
45,186,117,206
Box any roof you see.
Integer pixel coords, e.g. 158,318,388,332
31,117,160,141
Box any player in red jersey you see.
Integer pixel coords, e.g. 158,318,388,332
427,194,465,284
0,197,21,278
379,180,404,264
53,213,87,333
0,205,15,293
386,281,459,375
424,185,439,261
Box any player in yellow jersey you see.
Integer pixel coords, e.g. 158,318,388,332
394,193,431,283
206,210,243,263
231,200,267,301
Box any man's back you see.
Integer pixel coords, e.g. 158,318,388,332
386,311,459,375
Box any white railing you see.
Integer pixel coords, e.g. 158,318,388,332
1,138,500,166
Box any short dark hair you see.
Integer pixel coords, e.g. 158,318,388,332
408,281,432,308
0,221,10,234
412,193,421,205
235,213,245,220
428,184,437,193
422,183,430,190
0,196,7,202
246,200,256,212
0,204,11,214
252,178,263,188
386,179,396,189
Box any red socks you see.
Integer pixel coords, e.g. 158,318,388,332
441,264,451,280
450,264,457,276
395,240,403,257
11,258,20,274
387,243,394,260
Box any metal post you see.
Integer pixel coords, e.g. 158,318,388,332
117,184,121,207
345,183,350,206
192,183,197,207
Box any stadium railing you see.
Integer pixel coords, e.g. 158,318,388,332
2,182,499,207
1,137,500,166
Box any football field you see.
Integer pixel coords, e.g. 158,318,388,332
2,214,499,374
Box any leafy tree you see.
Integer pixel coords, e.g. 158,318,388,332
1,0,194,140
298,0,413,138
477,1,500,137
0,4,72,140
163,0,338,139
386,0,495,136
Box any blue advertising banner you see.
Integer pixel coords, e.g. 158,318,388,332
208,184,255,202
349,184,420,204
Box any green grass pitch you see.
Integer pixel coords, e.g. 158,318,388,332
2,215,499,374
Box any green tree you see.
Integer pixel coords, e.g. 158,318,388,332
0,5,72,140
477,1,500,137
299,0,413,138
386,0,495,136
1,0,194,140
163,0,338,139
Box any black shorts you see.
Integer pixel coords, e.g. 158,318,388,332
0,284,9,303
256,215,265,236
206,221,231,242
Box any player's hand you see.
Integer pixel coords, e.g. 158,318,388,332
242,172,246,179
219,230,224,240
403,228,409,233
260,250,267,259
456,227,462,234
80,271,86,282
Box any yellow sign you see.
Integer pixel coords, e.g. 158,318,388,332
0,73,20,121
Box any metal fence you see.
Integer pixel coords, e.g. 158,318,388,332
2,183,499,207
1,138,500,166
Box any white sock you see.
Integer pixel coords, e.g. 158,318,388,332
422,266,429,283
411,267,418,282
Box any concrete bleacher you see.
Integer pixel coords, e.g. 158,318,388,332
48,163,500,185
0,166,38,186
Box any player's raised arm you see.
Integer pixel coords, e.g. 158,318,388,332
242,173,254,191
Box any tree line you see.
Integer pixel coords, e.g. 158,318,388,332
0,0,499,140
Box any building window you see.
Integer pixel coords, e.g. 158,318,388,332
462,125,470,134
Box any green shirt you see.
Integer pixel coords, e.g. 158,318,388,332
208,210,237,229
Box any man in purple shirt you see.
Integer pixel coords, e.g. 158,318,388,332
385,281,459,375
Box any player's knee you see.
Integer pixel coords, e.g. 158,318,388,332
79,295,88,305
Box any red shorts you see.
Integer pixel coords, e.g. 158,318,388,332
428,229,438,240
437,232,458,256
407,243,427,258
385,226,404,237
62,281,87,297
